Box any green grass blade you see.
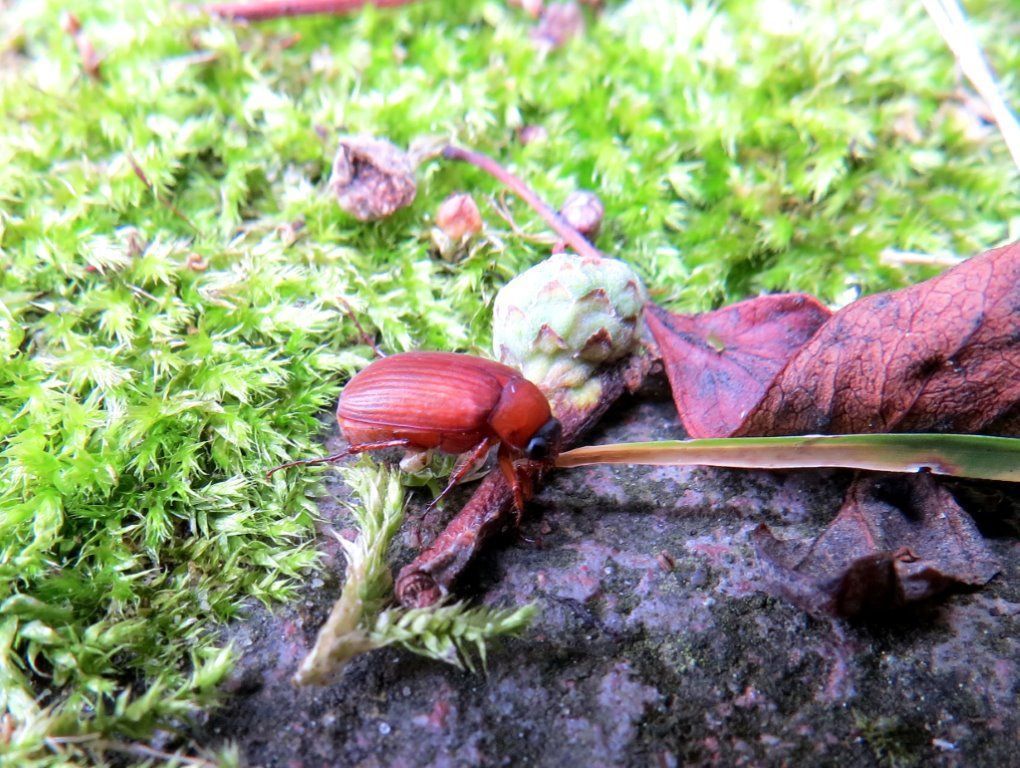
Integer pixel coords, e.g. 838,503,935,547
555,433,1020,482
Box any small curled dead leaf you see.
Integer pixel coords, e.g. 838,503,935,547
753,474,1000,618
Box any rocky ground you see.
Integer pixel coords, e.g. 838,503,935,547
193,377,1019,767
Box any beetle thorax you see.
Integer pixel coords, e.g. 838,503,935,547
486,377,554,452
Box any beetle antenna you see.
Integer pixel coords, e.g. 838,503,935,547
265,450,352,478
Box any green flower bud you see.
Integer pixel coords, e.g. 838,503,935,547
493,253,647,406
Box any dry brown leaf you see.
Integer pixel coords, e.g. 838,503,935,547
752,474,1000,617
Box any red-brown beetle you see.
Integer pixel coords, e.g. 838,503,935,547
268,351,562,513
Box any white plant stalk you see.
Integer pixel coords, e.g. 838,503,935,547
922,0,1020,172
294,465,534,685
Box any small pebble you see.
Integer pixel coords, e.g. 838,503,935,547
656,551,676,572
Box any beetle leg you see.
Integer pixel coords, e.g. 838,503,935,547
265,439,413,478
514,465,535,526
423,438,495,515
497,444,527,526
518,467,534,504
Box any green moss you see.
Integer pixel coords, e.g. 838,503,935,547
853,711,925,768
1,0,1017,763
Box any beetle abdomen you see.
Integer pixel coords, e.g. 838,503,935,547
338,351,519,436
339,417,484,454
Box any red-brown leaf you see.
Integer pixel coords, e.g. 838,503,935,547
648,241,1020,439
752,474,1000,617
736,241,1020,437
644,295,831,438
647,242,1017,617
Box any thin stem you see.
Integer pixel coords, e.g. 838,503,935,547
441,145,605,261
487,192,559,245
204,0,417,20
45,737,219,768
337,295,385,358
880,248,963,268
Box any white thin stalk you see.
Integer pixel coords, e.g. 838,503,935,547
922,0,1020,173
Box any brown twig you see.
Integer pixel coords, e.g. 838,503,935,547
61,12,103,80
396,360,637,607
204,0,417,20
441,145,603,261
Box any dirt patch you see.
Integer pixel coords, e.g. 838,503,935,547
194,382,1019,767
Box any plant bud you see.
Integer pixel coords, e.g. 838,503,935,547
436,193,483,241
518,124,549,146
493,252,646,406
61,12,82,35
559,190,604,239
329,136,417,221
532,2,584,49
510,0,544,18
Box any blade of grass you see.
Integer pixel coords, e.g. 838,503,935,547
921,0,1020,172
554,433,1020,483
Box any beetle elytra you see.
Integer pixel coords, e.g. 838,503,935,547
268,351,562,514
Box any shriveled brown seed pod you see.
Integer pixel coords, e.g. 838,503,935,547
329,136,417,221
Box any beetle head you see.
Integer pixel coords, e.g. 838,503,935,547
524,417,562,463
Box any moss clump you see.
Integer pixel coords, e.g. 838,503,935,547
0,0,1017,763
